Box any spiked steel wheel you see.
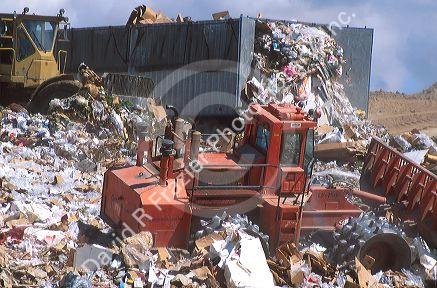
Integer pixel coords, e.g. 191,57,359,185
329,211,414,273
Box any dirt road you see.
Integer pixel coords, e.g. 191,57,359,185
368,84,437,137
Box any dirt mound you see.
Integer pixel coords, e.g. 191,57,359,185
368,83,437,137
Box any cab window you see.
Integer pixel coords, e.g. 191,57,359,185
304,129,315,174
16,27,35,61
280,132,301,166
23,20,56,52
255,126,270,153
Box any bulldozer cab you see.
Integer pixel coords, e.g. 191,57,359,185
0,10,68,88
188,103,317,200
239,103,317,195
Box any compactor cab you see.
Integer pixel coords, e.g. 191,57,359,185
188,103,317,208
239,103,316,195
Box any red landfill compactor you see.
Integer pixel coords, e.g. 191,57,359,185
101,103,435,256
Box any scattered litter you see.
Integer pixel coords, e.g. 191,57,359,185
0,64,166,286
122,231,153,268
61,272,92,288
73,244,114,271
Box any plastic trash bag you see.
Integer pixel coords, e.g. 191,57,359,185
61,272,92,288
412,133,436,149
404,149,429,165
401,269,425,288
391,135,412,152
318,128,345,144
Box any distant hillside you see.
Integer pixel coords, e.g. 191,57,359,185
368,83,437,136
370,82,437,100
419,82,437,98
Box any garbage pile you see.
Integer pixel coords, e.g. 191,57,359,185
0,92,435,287
250,21,345,129
0,68,167,287
15,212,431,287
247,20,389,166
126,4,195,25
311,161,361,189
0,114,110,286
276,210,435,288
236,21,436,288
390,129,437,174
0,12,435,287
126,5,173,25
57,214,275,287
125,5,231,26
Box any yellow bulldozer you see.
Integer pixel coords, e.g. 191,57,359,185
0,8,82,113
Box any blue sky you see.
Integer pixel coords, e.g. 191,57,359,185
3,0,437,94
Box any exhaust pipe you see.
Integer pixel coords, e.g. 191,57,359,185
136,122,152,166
190,131,201,162
159,139,174,187
174,118,184,158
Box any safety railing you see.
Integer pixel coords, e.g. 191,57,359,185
198,133,241,153
362,137,437,221
188,163,280,200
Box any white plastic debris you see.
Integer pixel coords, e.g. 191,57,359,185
224,236,275,288
24,227,66,247
404,149,429,165
74,244,114,272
